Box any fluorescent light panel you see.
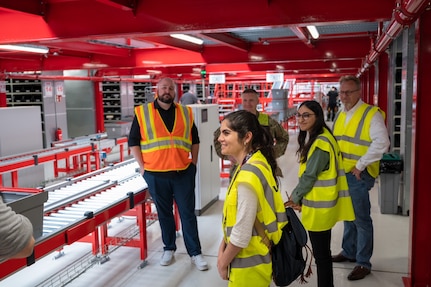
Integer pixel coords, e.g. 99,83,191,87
0,44,49,54
134,75,151,79
306,26,319,39
170,34,204,45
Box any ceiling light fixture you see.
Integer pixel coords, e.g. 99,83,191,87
306,26,320,39
0,44,49,54
134,75,152,79
170,34,204,45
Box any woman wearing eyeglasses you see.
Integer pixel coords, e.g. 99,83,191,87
286,100,355,287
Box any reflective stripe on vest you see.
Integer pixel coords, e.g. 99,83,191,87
134,103,192,171
230,253,271,269
139,104,191,150
222,151,287,272
299,128,355,231
241,163,287,231
301,135,350,209
333,103,381,177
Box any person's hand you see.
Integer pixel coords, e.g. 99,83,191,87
217,264,229,281
284,200,302,212
350,167,362,180
217,241,229,281
284,200,295,207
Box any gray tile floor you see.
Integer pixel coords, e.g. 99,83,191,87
1,130,409,287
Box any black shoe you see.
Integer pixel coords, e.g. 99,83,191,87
332,253,356,263
348,266,371,280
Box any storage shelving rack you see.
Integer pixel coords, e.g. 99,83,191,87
5,78,45,142
133,82,155,106
392,52,402,153
101,81,122,122
102,81,156,124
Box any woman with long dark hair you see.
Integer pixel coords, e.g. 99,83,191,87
216,110,287,287
286,100,355,287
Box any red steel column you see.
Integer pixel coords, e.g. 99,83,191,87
405,10,431,287
94,81,105,133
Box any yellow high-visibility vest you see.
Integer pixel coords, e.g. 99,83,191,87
333,103,384,178
299,128,355,232
223,151,287,287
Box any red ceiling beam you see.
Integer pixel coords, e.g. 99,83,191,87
0,0,46,16
0,0,393,44
200,37,370,65
95,0,139,11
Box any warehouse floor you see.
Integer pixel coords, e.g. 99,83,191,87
0,129,409,287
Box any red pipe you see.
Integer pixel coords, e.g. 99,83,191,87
360,0,430,74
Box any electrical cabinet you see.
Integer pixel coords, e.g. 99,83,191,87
0,106,45,187
189,104,220,215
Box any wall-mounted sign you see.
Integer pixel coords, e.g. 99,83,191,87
55,81,64,97
44,82,53,97
209,74,226,84
266,73,284,83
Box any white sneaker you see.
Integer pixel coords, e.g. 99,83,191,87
160,250,174,266
191,254,208,271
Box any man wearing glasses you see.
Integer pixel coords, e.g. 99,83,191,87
331,75,390,281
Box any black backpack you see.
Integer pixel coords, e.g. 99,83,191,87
271,207,313,286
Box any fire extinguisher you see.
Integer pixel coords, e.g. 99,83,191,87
55,128,63,141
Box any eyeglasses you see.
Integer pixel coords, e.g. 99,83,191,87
296,112,315,120
339,89,359,96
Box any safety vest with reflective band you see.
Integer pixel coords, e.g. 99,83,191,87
223,151,288,287
299,128,355,232
134,103,193,172
333,103,383,178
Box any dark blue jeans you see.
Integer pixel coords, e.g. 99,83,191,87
341,170,376,270
143,164,202,256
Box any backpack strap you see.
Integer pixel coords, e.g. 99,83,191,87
254,218,272,249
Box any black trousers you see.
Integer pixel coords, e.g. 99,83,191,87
309,229,334,287
327,104,338,121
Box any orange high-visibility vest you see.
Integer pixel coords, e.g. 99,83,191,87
134,103,193,172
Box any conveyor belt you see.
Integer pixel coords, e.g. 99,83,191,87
0,158,149,280
40,159,147,240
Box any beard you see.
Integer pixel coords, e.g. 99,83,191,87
158,93,175,104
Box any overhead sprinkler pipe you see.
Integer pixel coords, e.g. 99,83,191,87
359,0,430,75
